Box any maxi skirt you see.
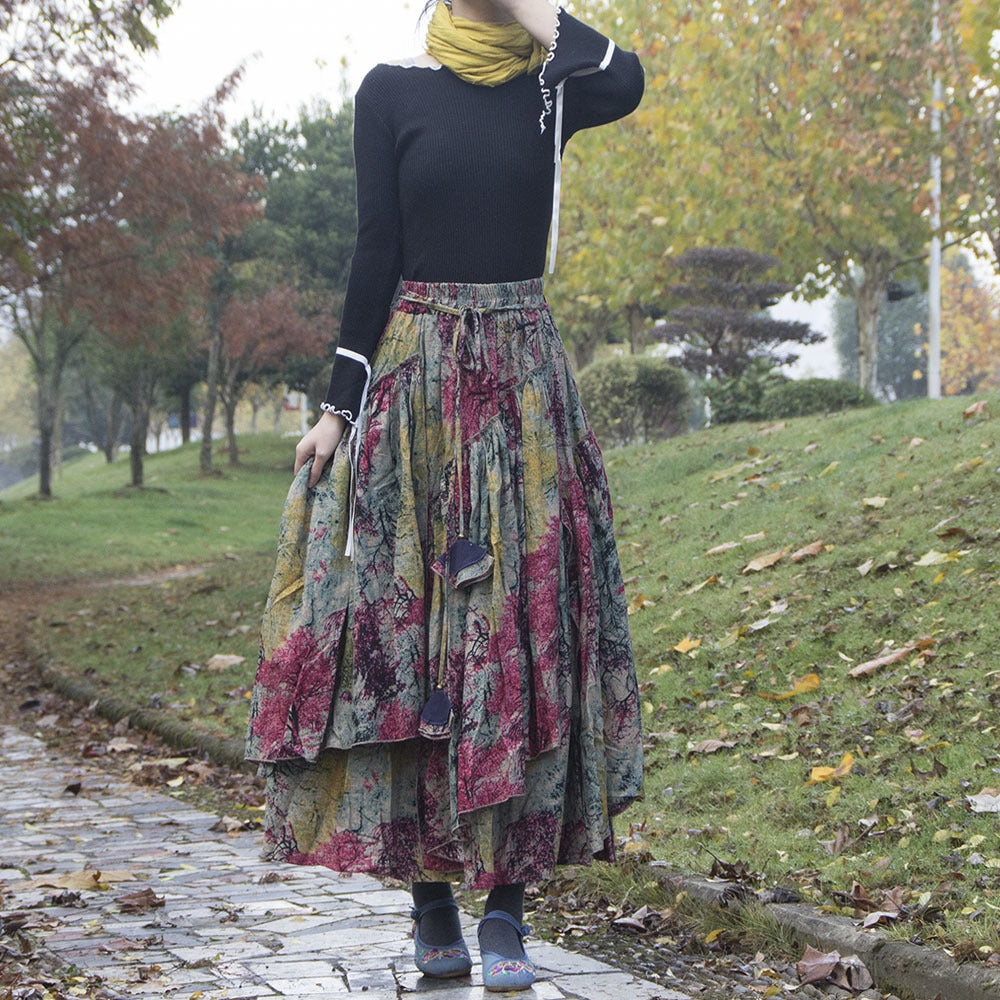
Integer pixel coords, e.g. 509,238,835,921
244,277,644,889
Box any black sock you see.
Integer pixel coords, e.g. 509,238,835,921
479,883,526,959
411,882,463,947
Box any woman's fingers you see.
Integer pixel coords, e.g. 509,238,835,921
307,448,331,488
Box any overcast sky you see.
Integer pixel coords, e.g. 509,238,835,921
130,0,429,121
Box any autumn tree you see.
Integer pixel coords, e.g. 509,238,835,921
936,254,1000,394
216,284,328,464
83,107,260,487
556,0,980,393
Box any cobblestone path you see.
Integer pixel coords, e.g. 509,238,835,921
0,727,689,1000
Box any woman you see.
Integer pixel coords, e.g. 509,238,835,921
245,0,645,991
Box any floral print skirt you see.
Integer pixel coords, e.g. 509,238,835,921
244,277,643,889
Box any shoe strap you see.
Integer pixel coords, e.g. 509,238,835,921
410,896,459,922
477,908,530,941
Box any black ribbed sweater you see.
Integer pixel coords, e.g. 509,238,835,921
321,8,644,423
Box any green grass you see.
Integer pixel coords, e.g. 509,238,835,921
0,435,295,583
13,398,1000,955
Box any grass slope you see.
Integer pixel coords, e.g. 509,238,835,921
13,397,1000,954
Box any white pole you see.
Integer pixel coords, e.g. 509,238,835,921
300,391,309,435
928,0,942,400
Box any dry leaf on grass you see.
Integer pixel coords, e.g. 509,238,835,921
742,549,785,574
204,654,246,671
759,673,820,701
968,788,1000,814
806,752,854,785
688,739,737,755
790,540,824,562
847,637,934,678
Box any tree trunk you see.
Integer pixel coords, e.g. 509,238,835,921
179,382,192,444
38,420,53,497
129,403,148,487
225,398,239,465
625,303,646,354
200,277,226,474
272,392,284,434
855,262,889,397
52,395,63,480
104,392,122,463
250,396,260,434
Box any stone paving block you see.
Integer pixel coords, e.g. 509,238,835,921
265,976,351,995
553,971,689,1000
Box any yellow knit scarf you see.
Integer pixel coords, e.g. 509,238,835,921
425,1,547,86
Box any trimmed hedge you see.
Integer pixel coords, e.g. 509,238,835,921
764,378,877,418
577,354,692,447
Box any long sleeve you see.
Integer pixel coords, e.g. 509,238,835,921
542,9,645,141
321,77,403,424
538,8,645,274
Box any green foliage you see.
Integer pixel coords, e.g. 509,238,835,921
707,357,787,424
577,353,691,447
763,378,878,419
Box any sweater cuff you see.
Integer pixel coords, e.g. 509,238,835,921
543,9,617,88
322,347,371,428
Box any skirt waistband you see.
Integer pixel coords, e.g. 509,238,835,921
400,277,546,313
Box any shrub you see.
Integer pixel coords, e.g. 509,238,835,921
763,378,877,418
707,358,788,424
577,354,692,447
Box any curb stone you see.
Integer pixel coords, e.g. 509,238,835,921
674,875,1000,1000
33,663,1000,1000
36,662,254,773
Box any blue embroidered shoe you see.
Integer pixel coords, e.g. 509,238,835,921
410,898,472,979
477,909,536,992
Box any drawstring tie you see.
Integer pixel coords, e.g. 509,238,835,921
396,291,520,739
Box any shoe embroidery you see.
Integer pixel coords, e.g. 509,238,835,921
421,947,471,961
487,959,533,975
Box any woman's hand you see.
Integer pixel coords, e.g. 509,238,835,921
295,411,349,488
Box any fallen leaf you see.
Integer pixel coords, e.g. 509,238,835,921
847,637,935,679
863,496,888,508
963,400,990,420
689,739,737,755
204,654,246,671
796,944,841,985
742,549,785,574
759,673,821,701
968,788,1000,814
673,636,701,654
914,549,970,566
114,887,165,914
743,531,766,541
908,436,926,448
806,752,855,785
791,540,824,562
857,558,875,577
818,461,840,477
684,574,719,595
705,541,740,556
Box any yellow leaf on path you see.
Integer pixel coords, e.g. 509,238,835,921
673,636,701,654
742,549,786,574
806,752,855,785
759,672,821,701
791,540,824,562
863,496,888,508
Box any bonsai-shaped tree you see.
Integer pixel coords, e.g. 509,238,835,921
659,246,823,379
